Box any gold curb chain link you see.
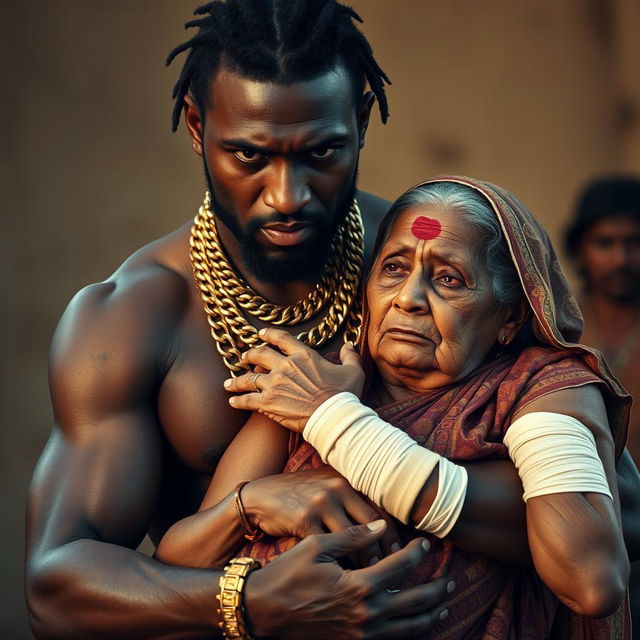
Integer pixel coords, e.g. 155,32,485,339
190,193,363,375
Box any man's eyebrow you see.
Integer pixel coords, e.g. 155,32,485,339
219,134,350,154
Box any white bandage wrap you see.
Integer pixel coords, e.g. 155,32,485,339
503,411,612,502
304,392,468,537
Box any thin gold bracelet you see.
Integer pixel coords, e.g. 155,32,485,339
217,557,262,639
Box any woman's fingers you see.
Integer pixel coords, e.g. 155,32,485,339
243,343,284,371
258,327,311,356
227,391,262,412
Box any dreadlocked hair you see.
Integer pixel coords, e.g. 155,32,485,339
166,0,391,132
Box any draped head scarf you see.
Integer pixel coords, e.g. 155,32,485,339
359,175,630,458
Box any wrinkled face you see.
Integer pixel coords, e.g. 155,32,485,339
366,206,512,393
187,65,369,282
577,214,640,303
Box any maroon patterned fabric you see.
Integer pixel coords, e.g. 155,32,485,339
243,177,631,638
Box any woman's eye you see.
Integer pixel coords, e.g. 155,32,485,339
382,262,404,275
309,146,338,160
436,274,461,286
234,150,264,163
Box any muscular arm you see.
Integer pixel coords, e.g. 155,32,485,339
27,276,450,639
25,274,228,639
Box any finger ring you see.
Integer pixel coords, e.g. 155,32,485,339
251,372,261,392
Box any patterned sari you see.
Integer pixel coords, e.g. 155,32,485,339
243,176,632,639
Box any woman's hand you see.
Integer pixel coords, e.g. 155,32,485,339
224,328,366,432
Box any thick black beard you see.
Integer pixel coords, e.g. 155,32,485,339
203,161,357,284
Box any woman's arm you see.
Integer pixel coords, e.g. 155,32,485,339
508,384,628,618
155,413,290,567
155,410,393,568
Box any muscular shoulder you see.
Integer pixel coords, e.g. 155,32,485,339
50,227,193,429
356,190,391,269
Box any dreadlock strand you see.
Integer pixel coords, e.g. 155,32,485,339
276,0,313,51
236,0,278,48
193,2,217,16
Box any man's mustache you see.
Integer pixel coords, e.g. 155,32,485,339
246,210,328,234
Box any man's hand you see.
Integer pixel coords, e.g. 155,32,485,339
243,467,400,567
245,521,453,640
225,328,365,432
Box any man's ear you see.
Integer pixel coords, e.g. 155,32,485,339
184,95,204,156
499,298,531,346
356,91,375,149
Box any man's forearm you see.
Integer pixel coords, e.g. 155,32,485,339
448,460,530,565
27,539,221,640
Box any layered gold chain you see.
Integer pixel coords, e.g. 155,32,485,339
190,193,363,375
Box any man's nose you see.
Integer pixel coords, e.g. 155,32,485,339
611,241,630,267
262,159,311,215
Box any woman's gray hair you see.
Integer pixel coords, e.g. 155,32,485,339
376,181,522,306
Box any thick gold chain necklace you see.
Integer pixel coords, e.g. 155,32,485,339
190,193,363,375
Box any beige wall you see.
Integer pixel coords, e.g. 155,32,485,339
3,1,639,636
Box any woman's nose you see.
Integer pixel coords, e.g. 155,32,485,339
393,269,429,314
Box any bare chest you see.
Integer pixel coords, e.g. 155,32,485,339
158,319,248,475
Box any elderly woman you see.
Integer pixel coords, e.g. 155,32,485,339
158,177,631,638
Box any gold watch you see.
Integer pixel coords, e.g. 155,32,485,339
217,557,262,639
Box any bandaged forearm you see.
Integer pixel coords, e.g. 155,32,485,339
303,392,468,537
503,411,612,502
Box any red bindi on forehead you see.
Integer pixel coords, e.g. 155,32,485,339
411,216,442,241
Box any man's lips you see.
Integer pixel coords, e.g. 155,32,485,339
259,223,315,247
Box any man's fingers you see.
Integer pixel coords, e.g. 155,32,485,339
312,521,388,561
367,605,449,639
361,538,430,590
380,577,453,619
378,518,402,557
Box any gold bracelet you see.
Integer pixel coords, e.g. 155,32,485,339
217,557,262,640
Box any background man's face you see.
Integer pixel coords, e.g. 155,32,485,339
577,214,640,303
189,65,369,282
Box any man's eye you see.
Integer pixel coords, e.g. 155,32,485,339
234,150,264,163
309,146,338,160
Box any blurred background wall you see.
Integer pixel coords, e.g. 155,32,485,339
3,1,639,636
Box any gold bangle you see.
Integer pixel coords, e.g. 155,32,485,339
217,557,262,640
234,482,264,542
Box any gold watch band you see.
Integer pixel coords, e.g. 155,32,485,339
217,557,262,639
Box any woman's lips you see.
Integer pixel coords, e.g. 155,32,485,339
386,327,429,342
260,224,314,247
